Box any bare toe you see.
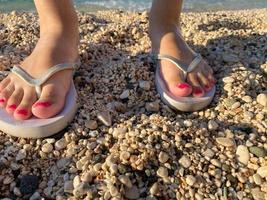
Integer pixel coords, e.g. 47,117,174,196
187,73,205,97
6,87,23,115
0,83,15,108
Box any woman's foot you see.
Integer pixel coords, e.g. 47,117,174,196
0,32,78,120
149,20,215,98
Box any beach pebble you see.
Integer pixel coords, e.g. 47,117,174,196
16,149,26,161
73,183,90,197
157,166,168,178
208,120,219,130
158,151,169,163
120,89,130,99
64,181,74,194
251,188,265,200
242,95,253,103
29,192,40,200
97,111,112,126
236,145,250,165
19,175,39,195
222,53,239,63
186,175,196,186
257,166,267,178
257,93,267,106
216,137,235,147
203,149,215,159
145,101,160,112
222,77,235,83
55,138,67,150
41,143,53,153
139,80,150,90
231,102,241,109
124,185,140,199
249,147,266,158
179,155,192,168
85,120,98,130
150,183,159,195
118,175,132,188
253,174,263,185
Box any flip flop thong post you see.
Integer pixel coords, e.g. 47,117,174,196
0,62,79,139
154,54,216,112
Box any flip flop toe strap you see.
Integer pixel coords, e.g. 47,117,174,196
11,62,79,98
155,54,202,81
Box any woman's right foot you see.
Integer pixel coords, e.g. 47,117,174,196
0,31,78,120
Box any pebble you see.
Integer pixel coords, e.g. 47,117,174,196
158,151,169,163
41,143,53,153
19,175,39,194
16,149,27,161
124,185,140,199
257,93,267,106
222,77,235,83
236,145,250,165
29,192,40,200
203,149,215,159
242,95,253,103
120,89,130,99
222,53,239,63
186,175,196,186
257,166,267,178
97,111,112,126
85,120,98,130
249,147,266,158
253,174,263,185
216,137,235,147
55,138,67,150
139,80,150,90
73,183,90,197
150,183,159,195
179,155,192,168
64,181,74,194
251,188,265,200
231,102,241,109
208,120,219,130
157,166,168,178
145,101,160,112
118,175,132,188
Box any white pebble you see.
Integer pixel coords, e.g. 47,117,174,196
236,145,250,165
179,155,192,168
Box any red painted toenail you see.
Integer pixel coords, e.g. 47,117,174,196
204,84,210,90
34,101,52,108
177,83,190,89
193,87,204,95
0,98,5,103
17,109,28,116
8,104,17,110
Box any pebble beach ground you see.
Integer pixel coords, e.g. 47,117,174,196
0,8,267,200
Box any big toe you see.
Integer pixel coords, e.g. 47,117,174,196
32,85,65,119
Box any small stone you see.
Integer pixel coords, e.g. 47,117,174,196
81,172,92,183
231,102,241,109
179,155,192,168
145,101,160,112
109,185,119,197
85,120,98,130
150,183,159,195
195,193,204,200
222,77,235,83
216,137,235,147
13,187,21,196
16,149,27,161
3,176,13,184
20,175,39,194
208,120,219,130
158,151,169,163
73,175,81,188
253,174,263,185
29,192,40,200
183,120,193,127
120,151,131,160
251,188,265,200
222,53,239,63
106,154,117,166
210,159,221,168
157,166,168,178
41,143,53,153
118,175,132,188
97,111,112,126
186,175,196,186
236,145,250,165
110,164,118,175
203,149,215,159
124,185,140,199
242,95,253,103
249,147,267,158
120,89,130,99
257,93,267,107
73,183,90,197
257,166,267,178
55,138,67,150
64,181,74,194
139,80,150,90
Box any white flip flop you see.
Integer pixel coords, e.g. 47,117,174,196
155,54,216,112
0,62,79,138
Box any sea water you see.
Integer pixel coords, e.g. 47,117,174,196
0,0,267,12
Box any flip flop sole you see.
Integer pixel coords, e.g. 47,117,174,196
155,67,215,112
0,82,78,138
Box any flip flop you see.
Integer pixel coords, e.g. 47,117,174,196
154,53,216,112
0,62,79,138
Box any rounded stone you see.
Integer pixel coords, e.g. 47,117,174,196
236,145,250,165
208,120,219,131
157,166,168,178
124,185,140,199
41,143,53,153
55,138,67,150
179,155,192,168
216,137,235,147
158,151,169,163
257,93,267,106
257,166,267,178
186,175,196,186
85,120,98,130
118,175,132,188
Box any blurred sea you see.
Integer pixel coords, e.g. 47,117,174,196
0,0,267,12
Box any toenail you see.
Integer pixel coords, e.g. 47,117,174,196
8,104,17,110
193,87,204,95
0,98,5,103
204,84,210,90
177,83,190,89
33,101,52,108
16,109,28,116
